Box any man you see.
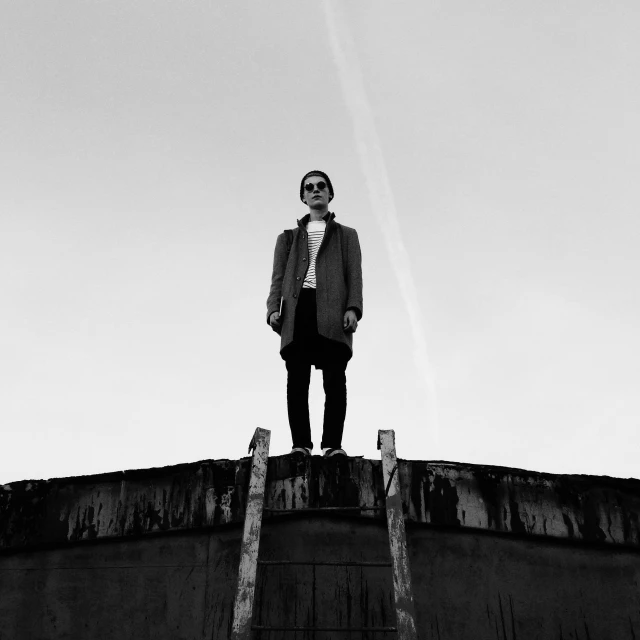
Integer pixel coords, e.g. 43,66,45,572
266,170,363,458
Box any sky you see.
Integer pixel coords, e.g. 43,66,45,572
2,0,639,484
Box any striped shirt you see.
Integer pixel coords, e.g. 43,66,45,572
302,220,326,288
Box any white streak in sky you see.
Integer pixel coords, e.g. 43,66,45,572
322,0,439,444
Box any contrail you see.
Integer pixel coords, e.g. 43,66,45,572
322,0,439,445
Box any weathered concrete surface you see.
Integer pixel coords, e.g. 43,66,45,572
3,456,640,550
2,456,640,639
1,517,640,639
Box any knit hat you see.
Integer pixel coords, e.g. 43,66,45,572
300,170,334,204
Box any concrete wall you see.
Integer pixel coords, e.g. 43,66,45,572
2,456,640,639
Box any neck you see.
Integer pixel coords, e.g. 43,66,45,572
308,207,328,222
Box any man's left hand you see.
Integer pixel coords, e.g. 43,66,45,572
343,309,358,332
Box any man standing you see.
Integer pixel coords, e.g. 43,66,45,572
266,170,363,458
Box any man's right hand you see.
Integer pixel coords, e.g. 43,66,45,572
269,311,281,332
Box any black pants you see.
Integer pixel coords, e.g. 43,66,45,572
284,288,349,450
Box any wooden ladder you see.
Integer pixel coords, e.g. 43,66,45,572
230,427,418,639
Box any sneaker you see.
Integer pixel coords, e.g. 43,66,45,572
323,448,347,458
291,446,312,456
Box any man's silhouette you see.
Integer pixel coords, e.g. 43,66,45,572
267,170,363,457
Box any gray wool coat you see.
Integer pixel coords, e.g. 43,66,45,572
266,212,363,360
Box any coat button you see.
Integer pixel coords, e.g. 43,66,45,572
303,257,307,261
296,276,301,280
293,293,297,298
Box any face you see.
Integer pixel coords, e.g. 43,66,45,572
303,176,331,209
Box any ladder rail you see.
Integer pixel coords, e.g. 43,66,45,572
230,427,271,640
378,429,419,640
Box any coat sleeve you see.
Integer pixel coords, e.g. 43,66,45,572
266,232,287,325
345,228,363,321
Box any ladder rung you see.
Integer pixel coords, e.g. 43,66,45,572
252,626,397,632
264,506,384,513
258,560,392,567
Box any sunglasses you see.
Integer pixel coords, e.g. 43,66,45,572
304,181,327,192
